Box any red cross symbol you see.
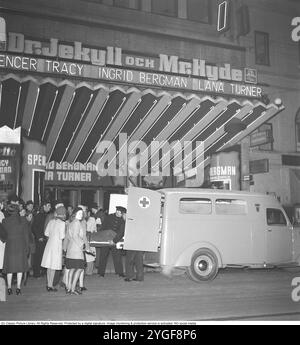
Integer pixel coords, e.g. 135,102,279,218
139,196,150,208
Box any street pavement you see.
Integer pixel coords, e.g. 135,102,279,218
1,267,300,322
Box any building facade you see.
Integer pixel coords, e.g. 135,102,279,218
0,0,298,211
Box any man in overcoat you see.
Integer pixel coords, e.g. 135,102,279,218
97,206,126,277
32,201,51,278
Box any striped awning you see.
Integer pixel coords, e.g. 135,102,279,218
0,74,284,172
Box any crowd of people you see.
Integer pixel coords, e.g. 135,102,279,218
0,194,144,297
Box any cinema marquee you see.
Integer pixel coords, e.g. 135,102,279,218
0,32,262,98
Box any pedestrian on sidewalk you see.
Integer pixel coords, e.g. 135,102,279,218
90,203,105,271
41,206,66,292
2,203,30,295
85,208,96,276
23,211,35,285
61,211,75,291
78,205,89,291
65,207,86,295
32,201,51,278
0,200,6,276
122,210,144,282
97,206,125,278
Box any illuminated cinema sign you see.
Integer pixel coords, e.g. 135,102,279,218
0,32,262,98
45,161,100,185
0,126,21,200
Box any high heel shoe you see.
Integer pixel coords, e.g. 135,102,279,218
7,288,13,295
16,288,21,295
46,286,51,292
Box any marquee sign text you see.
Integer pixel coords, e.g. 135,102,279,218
0,32,263,98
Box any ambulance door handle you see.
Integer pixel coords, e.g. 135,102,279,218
268,229,272,232
127,218,133,221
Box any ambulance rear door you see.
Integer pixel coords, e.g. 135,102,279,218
123,187,162,252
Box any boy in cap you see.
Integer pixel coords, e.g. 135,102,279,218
26,200,34,213
90,203,103,230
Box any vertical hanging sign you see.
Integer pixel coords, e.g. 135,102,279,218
0,126,21,200
0,17,6,51
21,137,46,203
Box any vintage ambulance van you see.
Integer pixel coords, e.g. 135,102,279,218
123,187,300,282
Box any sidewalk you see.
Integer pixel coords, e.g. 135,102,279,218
0,271,184,321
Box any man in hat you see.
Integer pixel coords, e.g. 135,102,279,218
90,203,106,269
31,200,51,278
77,204,90,290
120,208,144,282
44,200,63,229
97,206,126,277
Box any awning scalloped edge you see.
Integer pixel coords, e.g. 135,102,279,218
0,73,281,110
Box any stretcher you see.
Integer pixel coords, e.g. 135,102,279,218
88,229,117,247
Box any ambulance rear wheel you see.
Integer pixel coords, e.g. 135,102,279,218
187,248,219,282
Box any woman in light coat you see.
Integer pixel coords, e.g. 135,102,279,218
41,206,66,292
65,207,85,295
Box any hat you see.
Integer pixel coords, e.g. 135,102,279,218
55,202,64,209
7,194,19,204
72,206,83,216
53,199,63,207
7,203,19,215
55,206,66,218
116,206,127,213
41,200,51,206
26,200,34,206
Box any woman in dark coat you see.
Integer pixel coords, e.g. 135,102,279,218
2,204,30,295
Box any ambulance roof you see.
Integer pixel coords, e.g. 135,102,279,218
158,188,276,200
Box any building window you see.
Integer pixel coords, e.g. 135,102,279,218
152,0,178,17
296,109,300,152
250,124,273,150
258,123,273,151
255,31,270,66
179,198,212,214
187,0,211,23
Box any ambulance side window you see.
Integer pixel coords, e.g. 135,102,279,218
179,198,212,214
266,208,287,225
215,199,247,215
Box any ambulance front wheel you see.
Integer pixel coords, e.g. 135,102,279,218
187,248,219,282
